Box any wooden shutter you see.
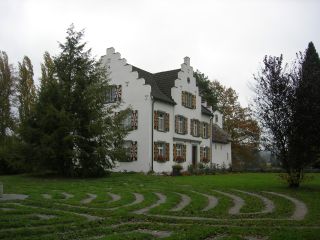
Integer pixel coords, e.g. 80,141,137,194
175,115,178,133
181,91,185,106
165,113,169,132
207,147,211,162
165,143,170,161
154,111,158,130
130,141,138,161
200,147,204,162
153,142,158,161
173,144,177,161
184,117,188,135
116,85,122,101
131,110,138,130
192,95,196,109
183,145,186,161
208,123,211,138
197,120,200,137
190,119,194,136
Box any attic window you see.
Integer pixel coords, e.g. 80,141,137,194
187,77,190,83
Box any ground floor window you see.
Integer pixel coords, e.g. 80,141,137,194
120,141,138,162
154,142,170,162
200,146,210,163
173,143,186,163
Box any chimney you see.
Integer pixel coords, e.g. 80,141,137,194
184,56,190,66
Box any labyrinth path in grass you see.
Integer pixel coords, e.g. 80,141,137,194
1,181,314,240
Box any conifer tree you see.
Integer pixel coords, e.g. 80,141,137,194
288,42,320,186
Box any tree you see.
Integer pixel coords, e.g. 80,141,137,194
194,70,218,109
288,42,320,185
253,55,298,186
23,25,129,177
0,51,15,139
18,56,36,124
0,51,18,173
211,81,261,170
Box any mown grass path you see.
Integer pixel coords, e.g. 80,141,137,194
0,173,319,240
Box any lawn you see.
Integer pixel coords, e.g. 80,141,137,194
0,173,320,240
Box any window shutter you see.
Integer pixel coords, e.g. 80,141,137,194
175,115,178,133
183,145,186,161
200,122,204,138
197,121,200,137
208,123,211,138
116,85,122,101
131,110,138,130
153,142,158,161
173,144,177,161
208,147,211,162
130,141,138,161
192,95,196,109
200,147,204,161
154,111,158,130
190,119,194,136
206,123,209,139
184,117,188,135
165,113,170,132
165,143,170,161
181,91,185,107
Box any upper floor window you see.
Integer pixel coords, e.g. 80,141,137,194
154,111,169,132
201,122,210,139
122,110,138,130
175,115,188,134
182,91,196,109
191,119,200,137
107,85,122,103
215,114,219,123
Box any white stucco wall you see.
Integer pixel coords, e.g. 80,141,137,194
212,142,232,168
101,47,153,172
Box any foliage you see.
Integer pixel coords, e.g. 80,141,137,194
253,44,320,187
20,25,129,177
193,70,218,109
211,81,261,170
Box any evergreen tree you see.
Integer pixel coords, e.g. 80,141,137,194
288,42,320,185
194,70,218,109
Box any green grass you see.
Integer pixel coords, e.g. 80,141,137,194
0,173,320,240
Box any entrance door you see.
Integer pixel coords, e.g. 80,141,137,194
192,145,197,167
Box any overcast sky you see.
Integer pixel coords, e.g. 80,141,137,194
1,0,319,106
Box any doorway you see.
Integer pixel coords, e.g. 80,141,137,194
192,145,197,167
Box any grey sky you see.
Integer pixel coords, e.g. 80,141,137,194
1,0,319,106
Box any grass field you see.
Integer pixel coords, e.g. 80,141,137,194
0,173,320,240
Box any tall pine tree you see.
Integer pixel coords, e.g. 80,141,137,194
288,42,320,186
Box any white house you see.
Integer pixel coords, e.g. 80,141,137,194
100,47,231,173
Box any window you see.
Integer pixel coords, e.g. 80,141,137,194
200,146,210,163
182,91,196,109
202,123,208,138
107,85,121,103
123,113,131,129
158,112,165,131
178,116,184,134
191,119,200,137
121,141,137,162
154,111,169,132
154,142,169,162
176,144,182,157
215,115,219,123
193,121,198,136
173,143,186,163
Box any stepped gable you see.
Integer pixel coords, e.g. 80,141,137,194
212,124,232,143
132,66,178,105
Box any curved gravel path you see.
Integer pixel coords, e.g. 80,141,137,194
81,193,97,204
263,191,308,220
191,191,218,212
233,190,275,214
212,190,245,214
62,192,74,200
170,193,191,212
134,192,166,214
109,193,144,210
107,192,121,203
